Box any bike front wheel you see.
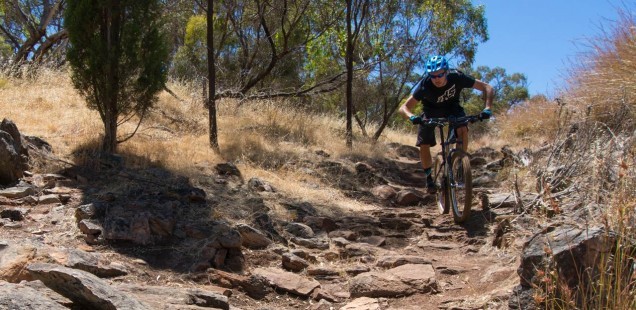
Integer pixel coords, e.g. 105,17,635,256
433,153,449,214
449,150,473,223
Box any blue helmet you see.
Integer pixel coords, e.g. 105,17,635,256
425,55,449,73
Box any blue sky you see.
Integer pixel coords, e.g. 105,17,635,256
470,0,629,97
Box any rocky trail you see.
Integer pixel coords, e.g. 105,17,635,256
0,123,592,310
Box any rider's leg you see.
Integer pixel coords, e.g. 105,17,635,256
416,123,436,173
419,144,436,191
416,123,437,191
457,126,468,152
419,144,433,171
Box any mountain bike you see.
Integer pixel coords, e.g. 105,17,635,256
426,114,485,223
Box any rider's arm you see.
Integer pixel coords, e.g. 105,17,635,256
472,79,494,110
399,95,419,119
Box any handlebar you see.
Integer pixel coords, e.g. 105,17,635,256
421,114,486,128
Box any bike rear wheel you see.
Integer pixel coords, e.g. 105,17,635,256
449,150,473,223
433,153,449,214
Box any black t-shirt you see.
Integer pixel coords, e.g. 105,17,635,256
412,69,476,115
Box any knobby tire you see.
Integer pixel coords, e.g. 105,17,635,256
449,150,473,223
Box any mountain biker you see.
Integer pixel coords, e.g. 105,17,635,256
399,55,494,192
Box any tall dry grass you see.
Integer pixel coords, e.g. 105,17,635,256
496,96,562,148
511,7,636,309
564,9,636,134
0,67,101,156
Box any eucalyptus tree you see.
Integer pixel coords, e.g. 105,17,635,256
0,0,67,66
65,0,169,153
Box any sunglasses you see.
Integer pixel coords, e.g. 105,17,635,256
430,71,447,79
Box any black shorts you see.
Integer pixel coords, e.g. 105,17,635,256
415,108,467,147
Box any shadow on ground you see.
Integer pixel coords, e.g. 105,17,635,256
57,140,497,278
60,141,236,273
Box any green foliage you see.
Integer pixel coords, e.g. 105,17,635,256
459,65,529,114
171,15,207,79
163,0,493,142
65,0,169,152
0,40,11,59
185,15,207,47
160,0,201,55
420,0,488,64
303,13,344,80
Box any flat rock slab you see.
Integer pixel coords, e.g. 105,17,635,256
27,263,151,310
340,297,384,310
376,255,432,268
24,280,74,307
0,280,67,310
349,263,438,298
0,187,34,199
417,240,459,250
117,284,229,310
49,248,128,278
252,267,320,297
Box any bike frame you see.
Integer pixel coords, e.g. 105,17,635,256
433,117,465,183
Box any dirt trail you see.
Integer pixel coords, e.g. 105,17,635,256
335,152,521,309
0,146,523,310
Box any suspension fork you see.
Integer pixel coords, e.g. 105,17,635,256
436,125,450,177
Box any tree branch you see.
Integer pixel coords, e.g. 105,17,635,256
238,0,279,94
0,24,20,49
39,0,64,34
33,29,68,62
218,70,347,100
194,0,207,13
117,108,147,144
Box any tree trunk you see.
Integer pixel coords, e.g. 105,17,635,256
102,0,122,153
207,0,219,152
102,114,118,153
345,0,353,149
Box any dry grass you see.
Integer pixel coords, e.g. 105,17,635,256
495,96,561,150
0,66,395,214
564,9,636,134
0,67,100,156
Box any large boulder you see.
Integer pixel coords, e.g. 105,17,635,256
0,119,28,185
511,225,614,309
0,119,51,186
